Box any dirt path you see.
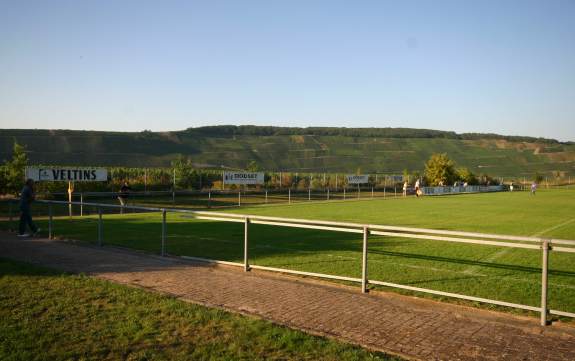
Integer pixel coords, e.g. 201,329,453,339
1,232,574,361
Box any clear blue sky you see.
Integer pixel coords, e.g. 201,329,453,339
1,0,574,141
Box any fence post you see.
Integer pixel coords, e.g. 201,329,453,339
172,190,176,204
161,209,167,256
394,186,397,197
541,239,550,326
384,186,386,198
357,185,360,199
265,189,268,203
288,188,291,204
98,207,103,247
80,193,83,217
238,191,241,207
48,203,53,239
8,200,13,225
362,226,369,293
327,188,330,200
244,217,250,271
208,191,211,208
371,187,374,199
344,188,346,200
308,188,311,201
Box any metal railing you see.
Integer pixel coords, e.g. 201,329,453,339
6,199,575,326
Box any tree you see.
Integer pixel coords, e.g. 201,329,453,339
3,141,28,195
171,155,198,189
424,153,457,186
456,167,477,185
246,160,260,172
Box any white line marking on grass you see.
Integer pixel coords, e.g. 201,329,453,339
463,218,575,276
531,218,575,237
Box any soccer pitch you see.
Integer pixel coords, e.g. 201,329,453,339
3,189,575,317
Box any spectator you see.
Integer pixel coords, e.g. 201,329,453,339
18,179,39,237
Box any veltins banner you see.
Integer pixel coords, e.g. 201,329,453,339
346,175,369,184
223,172,264,185
26,167,108,182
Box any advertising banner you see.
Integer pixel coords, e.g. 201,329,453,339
346,175,369,184
25,167,108,182
223,171,264,185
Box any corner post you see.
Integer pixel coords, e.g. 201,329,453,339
161,209,167,256
362,226,369,293
48,203,53,239
244,217,250,271
98,207,103,247
541,239,550,326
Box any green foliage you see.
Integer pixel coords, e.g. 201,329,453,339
424,153,457,186
2,142,28,195
246,160,260,172
456,167,477,185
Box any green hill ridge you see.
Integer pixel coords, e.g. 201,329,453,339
1,126,574,177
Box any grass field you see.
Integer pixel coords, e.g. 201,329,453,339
2,189,574,320
0,258,395,361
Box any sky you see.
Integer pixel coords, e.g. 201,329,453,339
1,0,574,141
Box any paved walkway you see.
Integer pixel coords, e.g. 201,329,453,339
1,232,575,361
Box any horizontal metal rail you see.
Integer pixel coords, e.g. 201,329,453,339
368,280,541,312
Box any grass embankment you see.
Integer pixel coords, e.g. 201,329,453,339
0,258,396,361
1,189,574,318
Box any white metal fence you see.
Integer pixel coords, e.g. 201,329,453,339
8,199,575,326
422,185,505,195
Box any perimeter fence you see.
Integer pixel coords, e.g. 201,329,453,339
36,184,510,214
1,198,574,327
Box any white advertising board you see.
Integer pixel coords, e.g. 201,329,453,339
223,171,264,185
26,167,108,182
346,175,369,184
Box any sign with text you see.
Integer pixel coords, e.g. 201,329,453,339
223,171,264,185
346,175,369,184
26,167,108,182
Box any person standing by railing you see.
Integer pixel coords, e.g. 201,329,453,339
118,181,132,213
18,179,40,237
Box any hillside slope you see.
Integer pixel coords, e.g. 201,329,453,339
1,127,574,177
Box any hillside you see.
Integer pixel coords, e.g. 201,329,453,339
1,126,574,177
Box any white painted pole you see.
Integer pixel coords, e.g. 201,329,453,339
244,217,250,271
265,189,268,203
98,207,103,247
288,188,291,204
161,209,167,256
371,187,374,198
308,188,311,201
238,191,241,207
327,188,330,200
80,193,83,217
48,204,53,239
344,187,346,200
541,240,550,326
361,226,369,293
